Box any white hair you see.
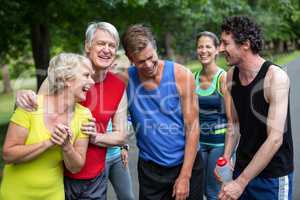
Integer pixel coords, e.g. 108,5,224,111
85,22,119,49
47,53,91,94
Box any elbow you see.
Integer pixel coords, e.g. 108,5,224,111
67,163,84,174
271,136,283,150
68,168,81,174
116,134,127,146
226,130,235,139
115,131,128,146
2,151,15,164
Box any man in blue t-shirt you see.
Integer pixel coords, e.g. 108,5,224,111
122,24,204,200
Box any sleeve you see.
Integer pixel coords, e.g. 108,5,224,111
10,107,31,129
75,106,92,140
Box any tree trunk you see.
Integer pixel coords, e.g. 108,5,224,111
1,64,12,93
30,23,50,89
283,41,288,52
165,31,175,60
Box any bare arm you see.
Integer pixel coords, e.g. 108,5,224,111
2,123,53,164
221,69,240,161
172,64,200,199
235,67,290,187
51,124,89,174
82,91,128,147
62,138,89,173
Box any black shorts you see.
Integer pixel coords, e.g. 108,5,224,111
138,152,204,200
64,172,107,200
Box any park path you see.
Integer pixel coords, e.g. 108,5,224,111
287,58,300,199
108,57,300,200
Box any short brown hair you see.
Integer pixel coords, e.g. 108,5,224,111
122,24,156,58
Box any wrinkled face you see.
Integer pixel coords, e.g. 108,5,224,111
220,32,242,66
197,36,218,66
85,29,117,70
130,43,159,78
67,62,95,102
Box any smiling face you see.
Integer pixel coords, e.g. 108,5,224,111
85,29,117,71
197,36,218,66
130,42,159,78
219,32,243,66
67,62,95,102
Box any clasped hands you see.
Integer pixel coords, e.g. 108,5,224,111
48,124,73,151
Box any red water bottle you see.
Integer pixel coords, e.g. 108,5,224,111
216,157,233,183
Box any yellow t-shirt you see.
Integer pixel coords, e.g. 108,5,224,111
0,95,91,200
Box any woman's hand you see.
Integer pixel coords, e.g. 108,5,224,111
51,124,73,150
121,148,129,168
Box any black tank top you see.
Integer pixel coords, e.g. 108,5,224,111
231,61,294,178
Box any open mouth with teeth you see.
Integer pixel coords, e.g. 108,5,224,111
82,85,91,92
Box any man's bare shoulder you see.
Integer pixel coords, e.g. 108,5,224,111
172,62,195,97
115,69,129,86
225,67,235,91
173,62,194,81
267,65,290,86
226,67,235,81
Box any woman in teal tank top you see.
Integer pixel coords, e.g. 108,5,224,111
195,32,234,200
105,117,134,200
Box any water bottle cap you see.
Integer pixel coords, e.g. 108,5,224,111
217,157,228,166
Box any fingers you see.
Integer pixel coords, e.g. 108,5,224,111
81,126,97,136
51,131,66,145
81,118,97,136
214,167,222,183
218,185,225,199
121,150,128,167
16,90,38,111
172,180,189,200
88,118,96,123
27,91,38,107
51,124,70,145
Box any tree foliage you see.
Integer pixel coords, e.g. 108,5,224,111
1,0,300,87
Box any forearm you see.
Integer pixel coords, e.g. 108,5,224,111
3,140,52,164
223,122,239,161
93,131,127,147
179,127,200,179
236,135,282,187
62,145,85,174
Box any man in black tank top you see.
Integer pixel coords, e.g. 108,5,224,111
217,16,294,200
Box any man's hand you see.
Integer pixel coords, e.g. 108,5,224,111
81,118,98,144
172,176,190,200
81,118,97,135
218,180,245,200
16,90,38,111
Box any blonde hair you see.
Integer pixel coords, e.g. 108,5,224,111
47,53,91,94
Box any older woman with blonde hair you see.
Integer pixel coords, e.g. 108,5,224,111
0,53,94,200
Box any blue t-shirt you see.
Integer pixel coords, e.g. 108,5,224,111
127,60,186,167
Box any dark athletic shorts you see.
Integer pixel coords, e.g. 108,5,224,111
138,152,204,200
64,172,107,200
